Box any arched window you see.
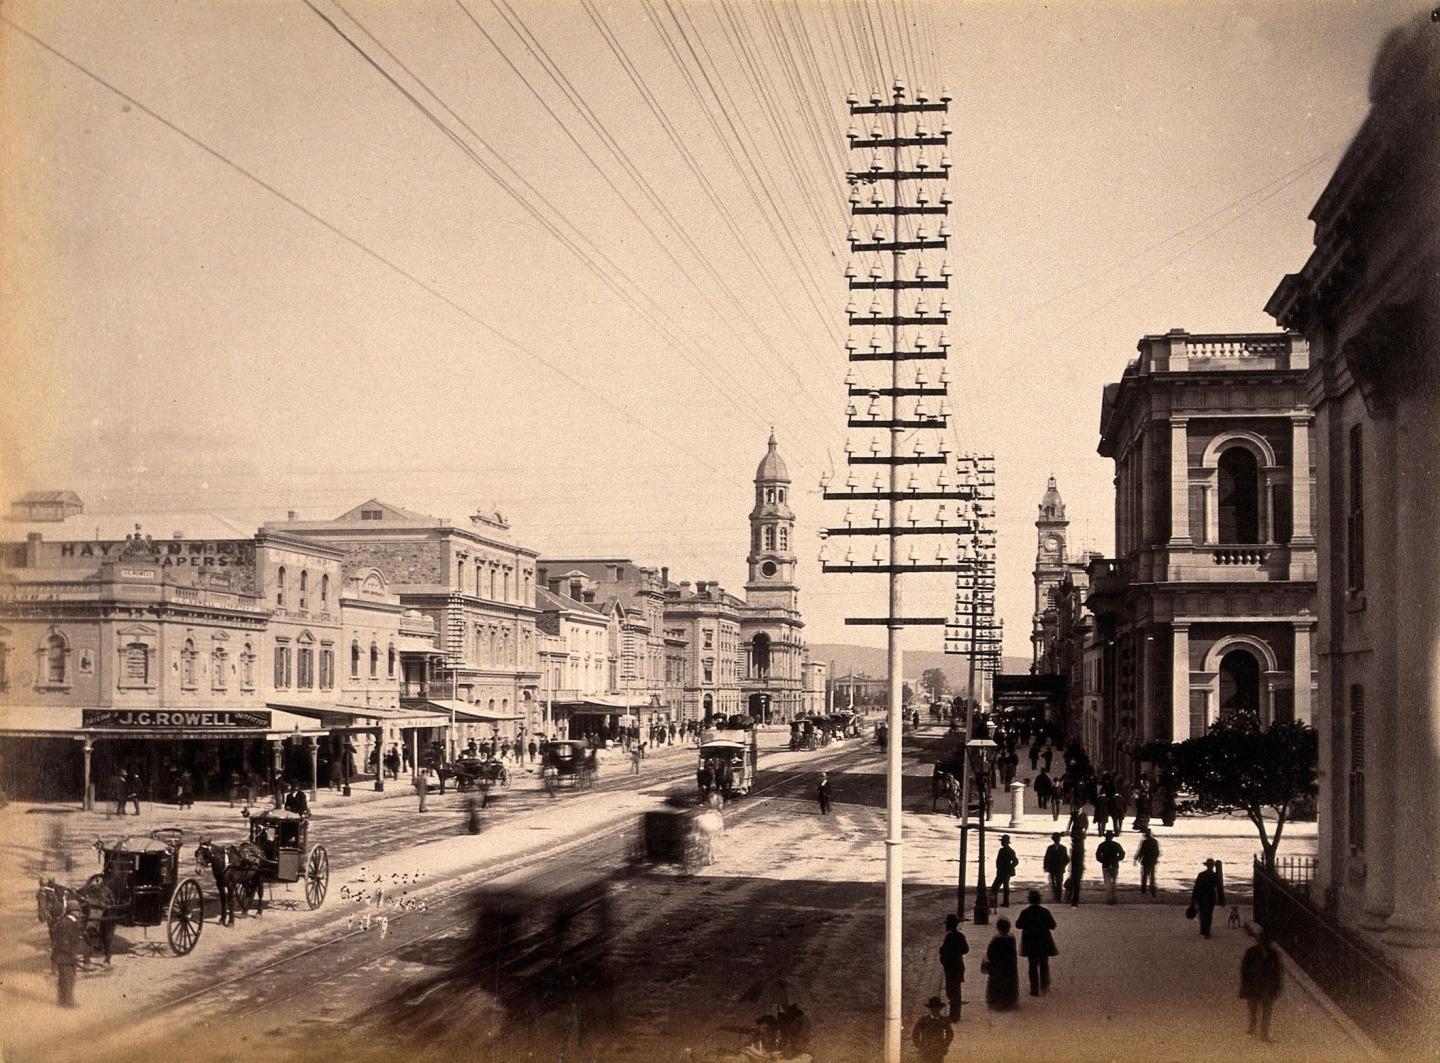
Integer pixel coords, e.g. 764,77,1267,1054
369,641,379,678
183,638,199,688
778,488,786,504
1218,649,1261,718
778,526,789,551
351,640,361,678
763,526,776,551
488,698,496,712
765,487,776,503
299,569,308,608
501,698,509,713
1218,448,1261,544
387,644,397,678
241,642,255,689
752,633,772,678
321,573,330,606
276,566,286,607
212,644,228,691
0,639,10,692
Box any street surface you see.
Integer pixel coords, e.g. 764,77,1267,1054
2,728,1362,1063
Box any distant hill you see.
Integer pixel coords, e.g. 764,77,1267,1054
809,642,1032,692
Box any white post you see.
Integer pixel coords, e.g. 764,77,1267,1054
1172,623,1191,741
1169,418,1191,544
1009,780,1026,827
1290,412,1315,545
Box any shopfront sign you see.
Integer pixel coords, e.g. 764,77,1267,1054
82,709,273,730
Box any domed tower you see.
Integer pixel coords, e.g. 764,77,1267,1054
745,431,799,610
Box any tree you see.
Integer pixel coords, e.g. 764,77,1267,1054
902,682,914,706
921,667,949,700
1169,712,1318,869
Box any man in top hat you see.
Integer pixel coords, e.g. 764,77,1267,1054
1191,858,1226,938
911,996,954,1063
991,834,1020,907
1043,832,1070,903
283,779,309,817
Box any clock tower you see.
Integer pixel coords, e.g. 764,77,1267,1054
1032,476,1069,667
745,431,799,613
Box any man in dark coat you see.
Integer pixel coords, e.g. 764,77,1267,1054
1014,890,1058,996
911,997,953,1062
1095,831,1125,904
50,902,83,1007
283,780,309,816
1239,930,1284,1041
1191,858,1226,937
991,835,1019,907
938,913,969,1021
816,772,832,814
1066,832,1086,907
1043,832,1069,902
983,918,1020,1011
1135,829,1161,897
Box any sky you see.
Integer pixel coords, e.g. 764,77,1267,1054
0,0,1419,658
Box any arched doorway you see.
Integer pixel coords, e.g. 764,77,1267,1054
1218,649,1261,717
702,693,713,722
748,691,771,724
1218,448,1261,543
752,633,771,678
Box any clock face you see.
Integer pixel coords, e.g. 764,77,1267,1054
761,561,778,577
1045,535,1060,552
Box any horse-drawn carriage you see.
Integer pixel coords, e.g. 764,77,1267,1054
437,754,510,793
37,828,206,959
540,740,597,796
241,808,330,909
788,718,820,751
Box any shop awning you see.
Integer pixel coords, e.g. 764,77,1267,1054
0,705,327,740
557,694,651,712
426,699,523,723
267,701,383,729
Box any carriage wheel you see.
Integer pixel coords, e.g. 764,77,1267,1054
304,845,329,909
166,878,204,955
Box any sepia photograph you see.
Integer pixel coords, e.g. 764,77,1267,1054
1,1,1436,1060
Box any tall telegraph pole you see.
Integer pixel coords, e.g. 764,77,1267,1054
821,79,984,1063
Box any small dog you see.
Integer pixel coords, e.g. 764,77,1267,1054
1227,905,1242,929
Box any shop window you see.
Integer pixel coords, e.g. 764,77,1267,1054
351,640,361,678
369,641,379,678
387,644,397,678
212,646,227,691
320,647,334,690
298,647,314,689
277,566,286,607
181,638,198,689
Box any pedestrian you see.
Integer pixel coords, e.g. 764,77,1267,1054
124,767,141,816
1042,745,1054,773
1066,835,1086,908
1043,832,1069,903
1015,890,1058,997
112,767,128,817
910,997,953,1063
1095,830,1125,904
817,771,832,815
982,918,1020,1012
1067,802,1088,839
1109,788,1128,834
991,834,1019,908
1135,829,1160,897
1239,929,1284,1042
1033,768,1053,810
465,792,483,835
1028,742,1041,772
1189,858,1226,937
938,913,969,1021
245,769,260,807
630,745,643,775
528,738,538,764
415,771,428,813
49,900,83,1008
283,779,309,816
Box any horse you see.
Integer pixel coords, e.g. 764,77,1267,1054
195,839,265,925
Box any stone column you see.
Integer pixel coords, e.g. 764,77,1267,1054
1291,623,1313,725
1361,414,1397,928
1169,419,1191,544
1290,412,1315,545
1383,395,1440,947
1171,624,1191,742
308,739,319,801
82,737,94,812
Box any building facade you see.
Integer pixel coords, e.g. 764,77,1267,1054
664,580,742,721
1084,329,1318,771
1264,13,1440,953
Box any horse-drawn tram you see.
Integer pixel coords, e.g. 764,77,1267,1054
539,740,598,796
37,828,206,958
697,730,757,799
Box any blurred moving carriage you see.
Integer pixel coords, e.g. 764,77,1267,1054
36,828,206,958
437,753,510,793
240,808,330,909
540,740,598,796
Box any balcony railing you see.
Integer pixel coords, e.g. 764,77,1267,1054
401,680,454,701
1212,548,1270,566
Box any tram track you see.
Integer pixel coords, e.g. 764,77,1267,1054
52,740,883,1058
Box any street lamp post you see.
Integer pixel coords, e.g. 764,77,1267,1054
967,737,998,926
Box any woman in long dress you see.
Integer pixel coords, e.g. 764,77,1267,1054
984,917,1021,1011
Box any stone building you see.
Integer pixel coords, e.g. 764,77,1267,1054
664,579,743,720
1084,328,1318,770
1264,12,1440,953
534,582,621,737
266,500,540,741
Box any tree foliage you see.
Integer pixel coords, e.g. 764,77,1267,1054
1170,712,1318,867
921,668,949,699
